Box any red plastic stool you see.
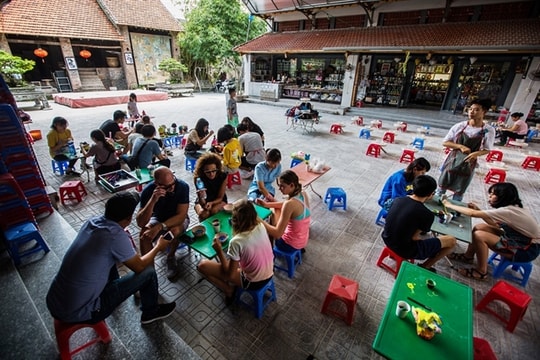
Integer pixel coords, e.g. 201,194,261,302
444,147,451,154
53,318,111,360
475,280,532,332
399,149,415,163
371,120,383,129
59,181,87,205
484,168,506,184
521,156,540,171
486,150,503,163
227,170,242,189
366,143,382,158
352,116,363,126
321,275,359,325
330,124,343,134
473,337,498,360
397,122,407,132
382,131,395,143
376,246,415,278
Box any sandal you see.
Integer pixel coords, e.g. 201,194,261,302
459,268,488,281
447,252,474,264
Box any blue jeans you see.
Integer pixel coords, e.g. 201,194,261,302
89,266,158,323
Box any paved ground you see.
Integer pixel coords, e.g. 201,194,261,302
9,92,540,359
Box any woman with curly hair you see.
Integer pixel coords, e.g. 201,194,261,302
193,152,228,220
443,182,540,280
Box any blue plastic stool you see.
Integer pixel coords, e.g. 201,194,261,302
185,157,197,172
235,277,277,319
51,159,70,175
324,187,347,211
273,246,302,278
488,253,533,287
162,136,174,148
5,221,50,266
173,135,184,148
375,208,388,226
290,158,303,168
411,137,425,150
359,128,371,139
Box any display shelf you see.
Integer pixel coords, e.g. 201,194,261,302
365,75,404,106
409,64,453,107
282,86,342,103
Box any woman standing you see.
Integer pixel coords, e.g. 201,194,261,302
257,170,311,252
193,153,228,221
197,199,274,305
46,116,81,176
498,112,528,145
184,118,214,158
437,99,495,201
127,93,140,127
82,129,121,181
443,183,540,280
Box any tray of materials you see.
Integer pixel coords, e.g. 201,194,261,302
98,169,139,193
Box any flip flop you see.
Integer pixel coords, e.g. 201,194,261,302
459,267,488,281
448,252,474,264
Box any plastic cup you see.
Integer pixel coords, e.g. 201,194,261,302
212,219,220,233
426,279,436,290
395,300,411,319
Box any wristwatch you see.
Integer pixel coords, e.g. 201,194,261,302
161,223,168,231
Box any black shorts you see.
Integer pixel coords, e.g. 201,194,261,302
240,274,272,291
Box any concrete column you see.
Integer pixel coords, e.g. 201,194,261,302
0,33,11,53
119,25,138,89
59,37,82,91
509,57,540,117
341,53,359,110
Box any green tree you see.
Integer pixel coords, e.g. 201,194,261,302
0,51,35,86
158,58,188,83
178,0,267,82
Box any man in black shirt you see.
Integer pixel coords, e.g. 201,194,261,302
100,110,132,146
382,175,456,272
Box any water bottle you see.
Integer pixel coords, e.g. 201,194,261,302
196,177,207,203
67,140,76,157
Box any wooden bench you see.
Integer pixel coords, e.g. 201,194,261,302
11,87,51,109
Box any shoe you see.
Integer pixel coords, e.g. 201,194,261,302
140,302,176,324
458,267,488,281
166,257,178,280
66,169,81,176
447,252,474,264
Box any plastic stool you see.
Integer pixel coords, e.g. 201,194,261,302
4,221,50,266
352,116,363,126
330,124,343,134
486,150,503,163
162,136,174,148
399,149,415,163
235,277,277,319
54,318,111,360
52,159,70,176
411,137,425,150
375,208,388,226
366,143,382,158
376,246,414,278
488,253,533,287
484,168,506,184
273,246,302,278
382,132,395,143
521,156,540,171
359,128,371,139
473,337,497,360
59,181,87,205
476,280,531,332
396,122,407,132
321,274,359,325
371,120,382,129
227,171,242,189
324,187,347,211
185,157,197,172
290,158,303,168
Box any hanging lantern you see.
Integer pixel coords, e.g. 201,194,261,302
79,49,92,61
33,48,48,63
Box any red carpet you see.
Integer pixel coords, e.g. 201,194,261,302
53,90,168,108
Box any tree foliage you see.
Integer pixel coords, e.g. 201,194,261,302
158,58,188,83
0,51,35,86
178,0,267,80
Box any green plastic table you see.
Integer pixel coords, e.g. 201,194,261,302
424,196,472,243
186,204,272,259
373,262,473,360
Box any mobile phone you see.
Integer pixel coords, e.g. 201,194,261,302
163,231,174,241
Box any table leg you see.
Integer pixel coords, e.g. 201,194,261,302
307,183,322,199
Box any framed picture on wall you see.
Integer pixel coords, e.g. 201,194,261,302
124,52,134,65
65,57,77,70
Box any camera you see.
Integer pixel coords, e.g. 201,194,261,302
163,231,174,241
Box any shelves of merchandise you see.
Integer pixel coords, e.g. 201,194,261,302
365,60,405,106
282,58,345,103
453,62,508,113
409,63,453,107
251,57,272,82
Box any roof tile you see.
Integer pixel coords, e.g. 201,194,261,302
99,0,181,32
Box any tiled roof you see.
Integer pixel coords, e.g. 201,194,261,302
235,19,540,54
0,0,124,41
99,0,181,32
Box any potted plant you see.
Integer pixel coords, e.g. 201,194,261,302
0,50,35,87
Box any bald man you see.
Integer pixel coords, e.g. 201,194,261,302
137,168,190,280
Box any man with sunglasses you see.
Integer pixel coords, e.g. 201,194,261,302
137,167,190,280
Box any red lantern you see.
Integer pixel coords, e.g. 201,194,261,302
33,48,48,63
79,49,92,60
